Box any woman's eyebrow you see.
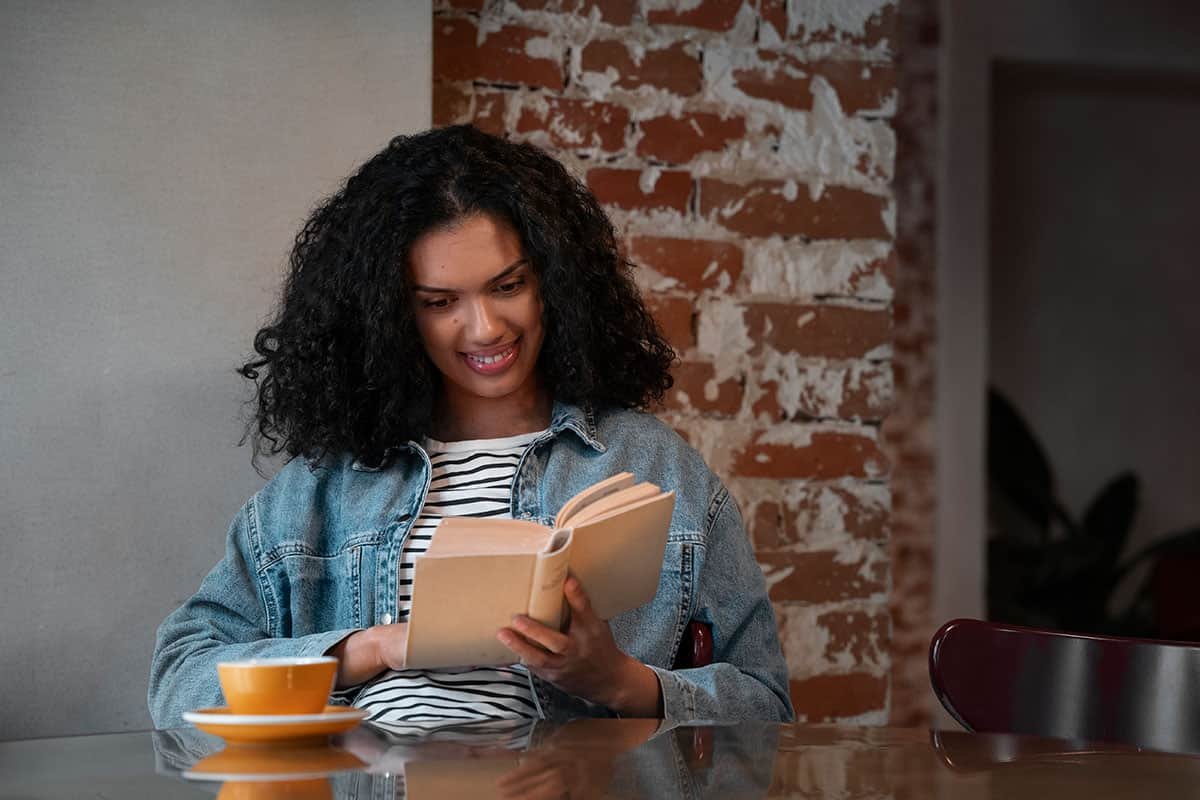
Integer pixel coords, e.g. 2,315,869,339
412,258,529,293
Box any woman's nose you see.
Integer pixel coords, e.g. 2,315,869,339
465,297,503,342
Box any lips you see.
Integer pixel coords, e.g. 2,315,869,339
461,340,519,375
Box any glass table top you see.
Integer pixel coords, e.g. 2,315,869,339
3,719,1200,799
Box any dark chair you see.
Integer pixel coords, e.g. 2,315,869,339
929,618,1200,754
674,620,714,670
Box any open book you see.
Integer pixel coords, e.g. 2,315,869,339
404,473,675,670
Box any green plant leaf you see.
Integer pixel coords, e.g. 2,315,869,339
1080,472,1139,570
987,387,1066,543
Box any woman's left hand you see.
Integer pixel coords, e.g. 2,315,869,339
497,576,663,717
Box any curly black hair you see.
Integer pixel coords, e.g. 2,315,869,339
238,125,675,466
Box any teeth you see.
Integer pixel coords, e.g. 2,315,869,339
469,347,513,366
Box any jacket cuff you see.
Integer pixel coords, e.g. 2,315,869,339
647,665,696,724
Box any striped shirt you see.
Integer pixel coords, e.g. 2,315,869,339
353,429,546,734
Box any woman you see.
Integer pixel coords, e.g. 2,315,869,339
148,125,793,728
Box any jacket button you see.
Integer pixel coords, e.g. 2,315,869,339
381,613,393,625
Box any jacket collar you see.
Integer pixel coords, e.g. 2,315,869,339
548,400,606,453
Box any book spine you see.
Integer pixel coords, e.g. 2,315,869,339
527,529,572,630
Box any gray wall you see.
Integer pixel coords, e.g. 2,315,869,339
1,1,430,740
990,65,1200,558
939,0,1200,626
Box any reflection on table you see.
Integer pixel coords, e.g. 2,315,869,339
3,718,1200,799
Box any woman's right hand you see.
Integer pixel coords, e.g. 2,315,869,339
327,623,409,687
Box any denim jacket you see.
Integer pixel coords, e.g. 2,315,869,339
148,402,795,728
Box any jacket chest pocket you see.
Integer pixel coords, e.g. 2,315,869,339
262,545,377,636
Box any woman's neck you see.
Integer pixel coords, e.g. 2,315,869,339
432,386,553,442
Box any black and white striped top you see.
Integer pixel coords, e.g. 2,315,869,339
353,429,546,734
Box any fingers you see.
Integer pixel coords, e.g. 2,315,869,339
563,576,596,619
496,628,566,670
508,614,571,654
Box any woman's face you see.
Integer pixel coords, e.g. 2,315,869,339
408,213,546,416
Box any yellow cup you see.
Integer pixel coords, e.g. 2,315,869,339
217,657,338,715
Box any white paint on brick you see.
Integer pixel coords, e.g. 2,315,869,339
638,166,663,194
863,342,893,360
475,13,505,46
753,421,817,449
782,179,799,201
881,196,896,237
759,350,846,419
524,35,560,61
703,378,721,402
643,0,706,14
696,295,753,368
746,239,894,301
786,0,893,40
577,66,620,97
698,48,895,190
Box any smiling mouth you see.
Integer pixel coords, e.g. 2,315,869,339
462,340,519,374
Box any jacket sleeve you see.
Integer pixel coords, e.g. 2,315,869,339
147,500,360,729
648,489,795,723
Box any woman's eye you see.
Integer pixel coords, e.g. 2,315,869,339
496,279,525,295
423,297,453,309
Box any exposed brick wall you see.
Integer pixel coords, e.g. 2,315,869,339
434,0,898,723
882,0,938,727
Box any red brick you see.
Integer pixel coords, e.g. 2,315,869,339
731,430,888,480
587,168,692,213
637,112,747,164
760,550,886,602
515,96,630,152
742,303,889,358
469,91,509,136
666,361,743,415
789,674,887,721
646,0,744,30
699,178,890,239
818,609,889,665
432,82,472,127
583,0,636,24
842,364,893,419
733,58,812,110
580,40,702,96
435,18,563,90
817,60,896,114
751,500,794,550
645,295,696,351
628,236,743,292
733,56,895,114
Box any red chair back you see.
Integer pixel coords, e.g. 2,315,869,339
929,618,1200,755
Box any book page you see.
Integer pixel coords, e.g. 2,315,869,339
562,482,661,527
566,491,675,621
526,529,571,630
554,472,635,528
405,552,536,669
424,517,551,556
